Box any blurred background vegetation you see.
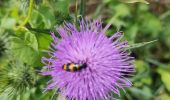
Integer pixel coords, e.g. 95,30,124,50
0,0,170,100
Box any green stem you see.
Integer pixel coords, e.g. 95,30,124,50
17,0,33,30
75,0,78,23
80,0,86,17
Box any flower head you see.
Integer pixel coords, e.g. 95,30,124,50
0,59,36,99
42,18,135,100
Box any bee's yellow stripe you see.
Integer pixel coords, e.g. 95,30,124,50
69,63,75,72
63,64,67,70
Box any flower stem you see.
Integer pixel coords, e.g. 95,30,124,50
75,0,78,24
80,0,86,17
17,0,33,30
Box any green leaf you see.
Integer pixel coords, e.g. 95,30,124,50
10,31,39,65
125,25,138,43
29,10,46,28
129,86,152,100
54,11,72,25
157,68,170,92
118,0,149,4
37,5,55,28
50,0,69,14
141,14,162,35
108,4,130,27
135,60,148,73
132,60,150,82
24,31,38,51
146,59,170,71
140,76,152,85
1,18,16,29
35,33,52,50
126,40,157,50
161,93,170,100
114,4,130,17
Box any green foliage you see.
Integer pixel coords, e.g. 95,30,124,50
0,0,71,99
10,31,39,65
157,67,170,92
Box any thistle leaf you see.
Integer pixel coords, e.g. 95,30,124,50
10,31,39,65
126,40,157,50
118,0,149,4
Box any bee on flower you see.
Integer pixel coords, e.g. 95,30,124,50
42,17,135,100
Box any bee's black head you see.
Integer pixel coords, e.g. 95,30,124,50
80,63,87,69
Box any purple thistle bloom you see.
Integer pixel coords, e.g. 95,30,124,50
42,18,135,100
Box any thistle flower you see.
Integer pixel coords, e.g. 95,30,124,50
42,18,135,100
0,59,36,99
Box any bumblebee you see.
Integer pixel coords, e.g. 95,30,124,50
62,63,87,72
